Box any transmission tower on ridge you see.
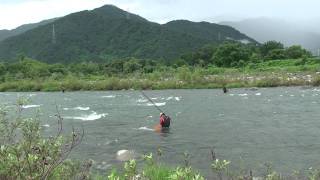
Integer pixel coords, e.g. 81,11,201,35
52,24,56,44
126,8,130,20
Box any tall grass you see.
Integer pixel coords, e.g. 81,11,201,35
1,58,320,91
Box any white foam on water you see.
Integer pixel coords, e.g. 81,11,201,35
312,88,320,92
64,111,108,121
229,94,235,96
255,93,262,96
63,106,90,111
147,102,166,106
280,95,283,97
29,94,37,97
102,95,116,98
75,107,90,110
175,97,181,101
151,97,158,100
22,105,41,109
42,124,50,127
137,126,154,131
96,163,111,170
238,93,248,96
116,150,135,161
117,150,128,156
105,139,118,145
290,95,295,97
166,97,173,100
137,99,148,103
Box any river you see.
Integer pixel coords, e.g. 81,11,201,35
1,87,320,176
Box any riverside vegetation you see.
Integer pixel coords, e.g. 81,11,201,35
0,41,319,92
2,100,320,179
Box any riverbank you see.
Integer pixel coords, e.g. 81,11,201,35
0,75,317,92
0,70,319,92
0,58,320,91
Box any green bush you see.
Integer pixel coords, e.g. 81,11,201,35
0,100,85,179
256,78,282,87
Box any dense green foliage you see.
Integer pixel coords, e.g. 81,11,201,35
163,20,256,43
0,99,85,179
0,19,56,42
0,5,255,63
177,41,312,67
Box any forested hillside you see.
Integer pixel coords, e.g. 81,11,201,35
0,5,256,63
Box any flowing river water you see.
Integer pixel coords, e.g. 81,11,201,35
1,87,320,177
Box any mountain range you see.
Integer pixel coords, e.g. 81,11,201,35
0,5,256,63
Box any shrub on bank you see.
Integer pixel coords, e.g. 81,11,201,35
312,76,320,86
0,100,84,179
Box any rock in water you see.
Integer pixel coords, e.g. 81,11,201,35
116,150,135,161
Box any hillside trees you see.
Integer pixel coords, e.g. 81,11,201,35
211,42,251,67
260,41,284,57
286,45,312,59
260,41,311,60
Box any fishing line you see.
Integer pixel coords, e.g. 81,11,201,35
140,90,164,113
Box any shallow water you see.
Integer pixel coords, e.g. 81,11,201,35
1,87,320,176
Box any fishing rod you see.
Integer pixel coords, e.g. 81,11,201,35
140,91,164,113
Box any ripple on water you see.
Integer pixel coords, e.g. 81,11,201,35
238,93,248,96
22,105,41,109
64,111,108,121
147,102,166,106
102,95,116,98
42,124,50,128
137,126,154,131
136,98,148,103
63,106,90,111
166,96,173,100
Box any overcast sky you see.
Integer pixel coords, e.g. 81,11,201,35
0,0,320,30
